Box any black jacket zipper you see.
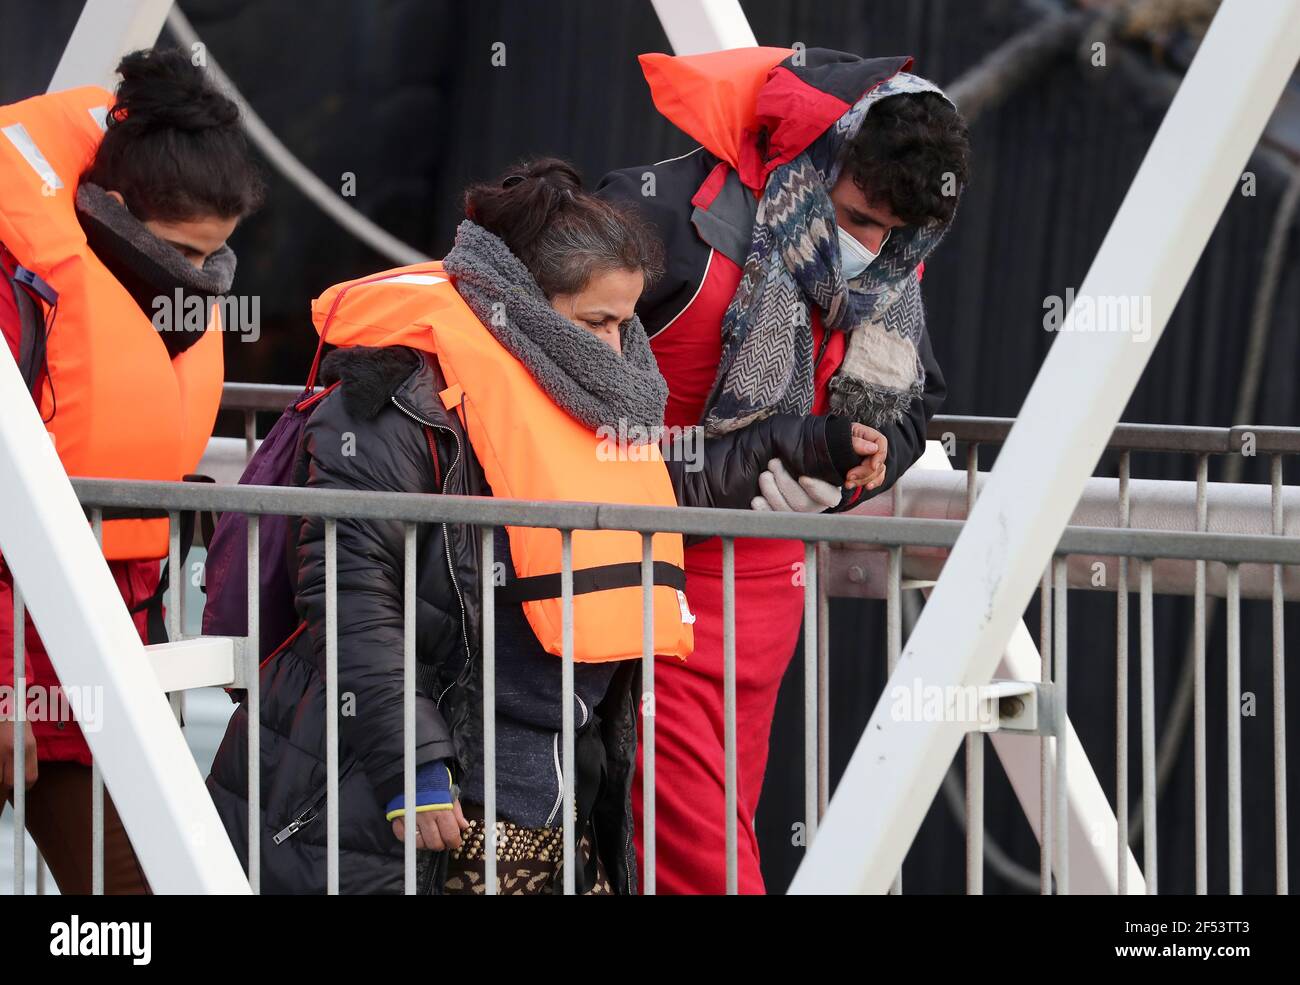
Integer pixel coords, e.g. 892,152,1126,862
390,394,473,706
272,761,358,844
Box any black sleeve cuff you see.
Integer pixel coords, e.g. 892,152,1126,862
824,415,860,478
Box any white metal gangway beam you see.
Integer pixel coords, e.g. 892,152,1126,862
792,0,1300,894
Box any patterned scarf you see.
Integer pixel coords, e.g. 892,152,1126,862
703,73,956,435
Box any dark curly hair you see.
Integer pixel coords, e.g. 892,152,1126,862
843,91,970,227
82,48,265,222
465,157,665,299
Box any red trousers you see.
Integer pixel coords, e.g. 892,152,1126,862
634,537,806,894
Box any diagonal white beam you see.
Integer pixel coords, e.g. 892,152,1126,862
48,0,174,93
907,442,1145,893
650,0,757,54
0,347,248,892
791,0,1300,894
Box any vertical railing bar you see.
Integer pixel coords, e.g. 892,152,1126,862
246,514,260,894
35,851,45,894
965,444,983,895
1140,558,1157,894
482,526,497,896
324,518,339,895
167,511,183,722
640,533,655,895
1040,562,1053,895
12,583,24,894
403,522,417,894
816,543,830,822
1227,562,1243,895
1117,451,1131,895
244,410,256,461
966,730,983,896
91,760,104,895
1053,556,1069,894
803,540,818,848
887,545,902,895
1194,453,1208,894
1270,453,1287,895
92,508,104,896
965,442,979,516
561,529,576,896
723,536,738,895
167,510,182,642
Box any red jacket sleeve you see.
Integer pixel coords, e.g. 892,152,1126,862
0,249,23,364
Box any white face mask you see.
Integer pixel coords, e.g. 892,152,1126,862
838,226,889,280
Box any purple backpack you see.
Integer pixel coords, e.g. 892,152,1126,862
202,303,345,663
200,382,337,660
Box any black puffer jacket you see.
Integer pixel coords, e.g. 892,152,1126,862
207,344,857,895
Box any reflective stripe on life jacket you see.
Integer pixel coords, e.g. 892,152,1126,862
0,87,224,560
311,263,694,664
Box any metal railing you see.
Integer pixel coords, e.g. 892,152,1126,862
898,417,1295,895
4,388,1296,894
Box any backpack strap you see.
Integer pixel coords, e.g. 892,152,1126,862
1,246,57,399
128,474,217,644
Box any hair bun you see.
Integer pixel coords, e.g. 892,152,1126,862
527,159,581,192
110,48,240,134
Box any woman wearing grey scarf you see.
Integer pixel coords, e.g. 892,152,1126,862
435,165,868,895
219,159,867,896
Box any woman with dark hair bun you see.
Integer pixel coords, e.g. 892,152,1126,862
208,158,875,895
0,47,263,894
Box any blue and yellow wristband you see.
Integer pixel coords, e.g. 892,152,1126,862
384,760,454,822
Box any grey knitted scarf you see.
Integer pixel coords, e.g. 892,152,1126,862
443,220,668,434
75,181,237,358
76,182,236,294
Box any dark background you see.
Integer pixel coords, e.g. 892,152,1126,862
4,0,1298,893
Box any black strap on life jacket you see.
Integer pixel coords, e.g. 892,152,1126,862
125,474,218,645
497,560,687,605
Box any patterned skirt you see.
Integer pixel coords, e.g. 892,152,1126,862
440,802,613,895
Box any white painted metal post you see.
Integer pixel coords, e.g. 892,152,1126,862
791,0,1300,894
0,348,249,894
48,0,173,93
649,0,757,55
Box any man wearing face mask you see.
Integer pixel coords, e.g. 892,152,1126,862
598,47,969,894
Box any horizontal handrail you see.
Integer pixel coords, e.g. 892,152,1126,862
928,415,1300,454
218,384,1300,455
70,476,1300,565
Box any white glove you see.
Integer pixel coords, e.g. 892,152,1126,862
751,458,843,513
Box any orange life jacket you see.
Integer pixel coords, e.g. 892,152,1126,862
0,87,224,560
311,263,694,664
